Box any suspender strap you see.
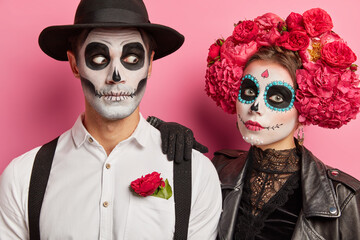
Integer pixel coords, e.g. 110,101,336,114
28,137,59,240
173,159,192,240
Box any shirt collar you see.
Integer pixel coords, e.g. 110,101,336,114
71,113,90,148
130,113,149,148
71,113,150,148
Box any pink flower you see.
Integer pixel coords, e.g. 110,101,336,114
321,41,357,69
207,39,223,65
256,27,281,46
205,59,243,114
295,61,360,128
277,21,287,33
277,31,310,51
255,13,284,30
255,13,283,46
220,36,259,66
350,64,358,72
298,38,323,63
286,12,305,32
303,8,333,37
233,20,259,43
320,31,341,45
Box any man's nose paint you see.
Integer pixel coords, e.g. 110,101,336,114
112,68,121,82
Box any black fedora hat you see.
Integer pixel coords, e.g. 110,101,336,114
38,0,184,61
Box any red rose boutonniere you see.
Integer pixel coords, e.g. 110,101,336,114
130,172,172,199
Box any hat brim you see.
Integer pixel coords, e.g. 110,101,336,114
38,22,184,61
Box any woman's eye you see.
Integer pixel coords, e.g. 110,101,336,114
92,55,108,65
123,54,139,64
269,94,284,103
244,88,256,96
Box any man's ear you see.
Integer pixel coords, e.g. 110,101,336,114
147,51,155,78
67,50,80,78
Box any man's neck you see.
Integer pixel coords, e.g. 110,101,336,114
83,106,140,156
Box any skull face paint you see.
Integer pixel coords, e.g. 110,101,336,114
236,60,298,147
77,28,150,120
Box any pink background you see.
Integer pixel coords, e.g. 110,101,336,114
1,0,360,179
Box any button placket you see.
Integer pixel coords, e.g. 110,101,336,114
99,158,114,239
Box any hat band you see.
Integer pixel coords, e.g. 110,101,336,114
75,8,149,24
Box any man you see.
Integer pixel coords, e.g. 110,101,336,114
0,0,222,239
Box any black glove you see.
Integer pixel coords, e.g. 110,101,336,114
147,116,208,164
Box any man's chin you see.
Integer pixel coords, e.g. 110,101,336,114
85,94,142,120
96,107,137,121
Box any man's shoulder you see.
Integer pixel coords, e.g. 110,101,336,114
5,146,41,175
1,129,71,182
191,150,220,182
0,146,41,197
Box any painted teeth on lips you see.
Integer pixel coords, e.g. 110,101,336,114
244,120,264,131
102,91,135,102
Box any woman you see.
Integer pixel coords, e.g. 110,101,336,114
204,8,360,240
149,8,360,239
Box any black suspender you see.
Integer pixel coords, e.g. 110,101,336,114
28,137,192,240
173,159,192,240
28,137,59,240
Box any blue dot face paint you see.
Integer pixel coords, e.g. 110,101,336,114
236,61,298,148
264,81,295,112
238,74,260,104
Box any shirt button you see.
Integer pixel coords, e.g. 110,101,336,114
105,163,111,169
103,201,109,208
88,137,94,143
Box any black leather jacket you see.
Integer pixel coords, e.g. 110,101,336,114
212,145,360,240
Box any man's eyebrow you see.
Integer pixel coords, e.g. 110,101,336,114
90,39,112,46
101,40,112,46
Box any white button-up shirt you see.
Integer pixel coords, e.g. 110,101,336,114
0,114,222,240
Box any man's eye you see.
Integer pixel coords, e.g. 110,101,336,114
92,55,108,65
244,88,256,96
123,54,139,64
269,94,284,103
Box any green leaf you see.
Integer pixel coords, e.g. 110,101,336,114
151,179,172,200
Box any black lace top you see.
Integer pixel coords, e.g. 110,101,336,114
234,146,302,240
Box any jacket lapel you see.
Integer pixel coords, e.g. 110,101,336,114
300,146,340,218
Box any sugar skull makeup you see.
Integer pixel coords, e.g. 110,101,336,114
76,28,150,120
236,60,298,147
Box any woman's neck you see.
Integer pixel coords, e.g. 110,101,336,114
256,131,296,151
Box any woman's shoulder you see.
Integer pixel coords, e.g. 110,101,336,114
212,149,248,168
325,166,360,194
211,149,248,186
302,146,360,193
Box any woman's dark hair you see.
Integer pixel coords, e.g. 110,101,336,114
245,46,302,87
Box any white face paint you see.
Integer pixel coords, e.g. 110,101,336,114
77,28,150,120
236,60,298,148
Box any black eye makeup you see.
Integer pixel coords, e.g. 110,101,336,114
238,74,260,104
85,42,110,70
121,42,145,70
264,81,295,111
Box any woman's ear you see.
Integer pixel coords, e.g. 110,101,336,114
296,123,304,145
67,51,80,78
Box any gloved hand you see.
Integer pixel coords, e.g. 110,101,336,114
147,116,208,164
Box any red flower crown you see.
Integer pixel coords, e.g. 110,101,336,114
205,8,360,129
